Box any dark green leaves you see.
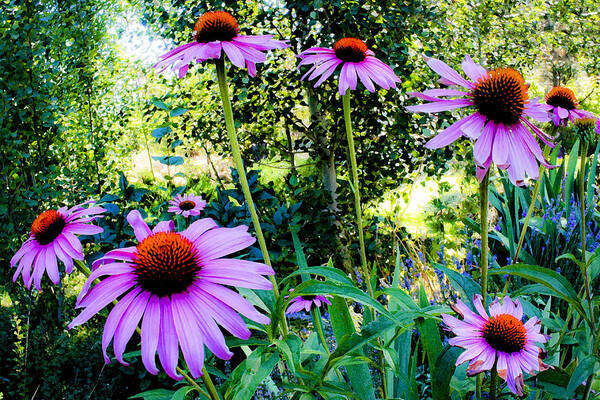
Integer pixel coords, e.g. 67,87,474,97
492,264,589,325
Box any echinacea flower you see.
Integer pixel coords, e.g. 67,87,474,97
168,194,206,218
68,210,273,380
573,117,600,146
298,37,401,95
285,293,332,315
10,202,104,290
442,295,549,396
407,55,556,186
153,11,288,78
544,86,596,127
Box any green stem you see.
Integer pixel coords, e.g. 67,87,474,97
580,142,588,267
579,142,596,330
479,171,490,305
476,171,490,400
74,260,213,399
489,360,498,400
310,307,330,354
214,58,288,336
342,89,373,297
202,366,222,400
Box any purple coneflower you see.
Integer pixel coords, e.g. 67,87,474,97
69,210,273,380
442,295,549,396
10,202,104,290
153,11,288,78
544,86,596,127
168,194,206,218
298,37,401,95
286,294,332,314
407,55,555,186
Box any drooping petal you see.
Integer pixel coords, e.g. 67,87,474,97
171,294,205,378
157,297,182,380
126,210,152,242
193,226,255,261
141,295,161,375
102,287,142,363
424,56,474,89
406,99,472,113
461,55,487,82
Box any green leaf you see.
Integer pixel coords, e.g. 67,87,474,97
281,266,354,286
328,316,396,362
433,263,482,308
171,386,203,400
431,346,462,400
152,98,170,110
225,347,280,400
151,126,171,139
291,280,391,318
170,107,188,117
129,389,175,400
491,264,588,324
329,296,375,400
274,335,303,375
566,355,599,395
416,282,443,390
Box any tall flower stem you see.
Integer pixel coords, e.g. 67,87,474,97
479,171,490,304
74,260,215,399
489,361,498,400
342,89,374,297
202,366,222,400
476,172,490,399
214,58,288,336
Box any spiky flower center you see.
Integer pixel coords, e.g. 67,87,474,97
31,210,66,245
178,200,196,211
194,11,239,43
472,68,528,125
302,295,317,301
574,117,596,130
133,232,201,297
546,86,578,110
483,314,527,353
334,38,368,63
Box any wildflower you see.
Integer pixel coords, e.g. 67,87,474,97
573,117,600,146
442,295,549,395
168,194,206,218
298,37,400,95
11,202,104,290
407,55,555,186
285,293,332,314
544,86,596,127
154,11,287,78
69,210,273,379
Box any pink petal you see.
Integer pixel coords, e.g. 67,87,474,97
126,210,151,242
157,297,182,380
102,287,142,363
141,295,161,375
171,295,205,378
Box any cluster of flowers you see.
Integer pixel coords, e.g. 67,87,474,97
11,196,274,380
10,8,600,396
